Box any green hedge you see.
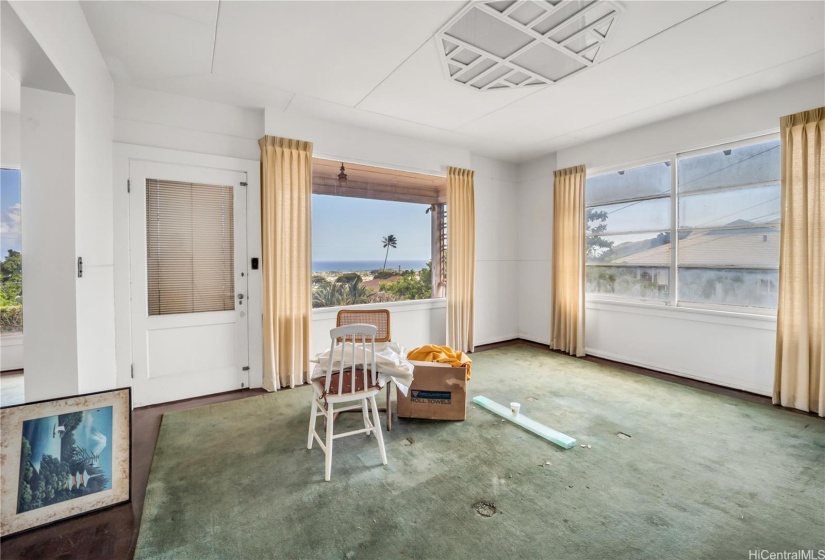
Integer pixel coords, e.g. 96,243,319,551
0,305,23,333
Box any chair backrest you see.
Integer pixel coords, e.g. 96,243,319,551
325,324,378,395
336,309,391,342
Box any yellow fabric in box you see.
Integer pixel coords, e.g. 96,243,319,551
407,345,472,381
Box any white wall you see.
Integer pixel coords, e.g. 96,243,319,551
310,300,446,358
557,76,825,170
20,87,78,400
1,111,21,167
541,77,825,395
516,153,556,345
265,110,470,174
114,85,263,161
11,0,116,397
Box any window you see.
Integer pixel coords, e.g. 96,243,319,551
677,138,780,309
146,179,234,315
585,135,781,313
1,168,23,335
310,159,446,309
585,161,672,302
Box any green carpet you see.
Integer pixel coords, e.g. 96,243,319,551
135,344,825,559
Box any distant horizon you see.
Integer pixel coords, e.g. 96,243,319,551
313,259,429,273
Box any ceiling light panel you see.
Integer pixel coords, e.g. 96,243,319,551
436,0,622,91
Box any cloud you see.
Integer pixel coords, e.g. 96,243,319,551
0,203,21,243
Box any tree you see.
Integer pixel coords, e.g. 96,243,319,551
585,209,613,261
0,249,22,306
313,283,343,308
311,277,375,308
381,235,397,271
335,272,362,285
380,264,431,301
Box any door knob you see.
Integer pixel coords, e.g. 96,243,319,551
237,294,244,300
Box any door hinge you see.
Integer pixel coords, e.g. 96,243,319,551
130,364,134,379
242,366,250,371
127,179,131,193
77,257,83,278
240,182,248,187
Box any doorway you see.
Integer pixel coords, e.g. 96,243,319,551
129,161,250,407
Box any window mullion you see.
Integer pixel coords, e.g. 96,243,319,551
670,155,678,308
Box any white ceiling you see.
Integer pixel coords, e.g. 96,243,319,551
80,0,825,162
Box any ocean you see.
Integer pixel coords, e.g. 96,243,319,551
312,260,428,273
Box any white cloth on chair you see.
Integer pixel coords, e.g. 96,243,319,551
311,341,414,395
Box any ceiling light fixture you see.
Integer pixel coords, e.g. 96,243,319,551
338,163,348,187
436,0,622,91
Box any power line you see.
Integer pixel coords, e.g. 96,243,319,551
688,195,781,229
680,145,779,187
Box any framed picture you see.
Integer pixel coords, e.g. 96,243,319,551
0,387,131,537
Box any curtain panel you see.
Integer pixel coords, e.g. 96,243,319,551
774,107,825,416
446,166,475,353
259,136,314,391
551,164,586,357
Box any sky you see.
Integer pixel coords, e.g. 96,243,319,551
312,194,431,262
1,168,22,258
586,142,780,238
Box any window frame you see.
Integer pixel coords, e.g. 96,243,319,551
584,132,780,317
0,166,24,337
310,159,448,309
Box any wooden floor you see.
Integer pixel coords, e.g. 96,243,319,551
0,388,266,560
0,340,800,559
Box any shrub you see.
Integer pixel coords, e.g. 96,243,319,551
0,305,23,333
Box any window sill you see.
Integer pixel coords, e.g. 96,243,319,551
585,297,777,330
312,298,446,319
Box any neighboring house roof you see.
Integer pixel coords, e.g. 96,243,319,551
362,276,402,290
607,226,779,268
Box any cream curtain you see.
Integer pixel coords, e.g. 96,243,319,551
774,108,825,416
446,166,475,353
550,164,586,357
259,136,314,391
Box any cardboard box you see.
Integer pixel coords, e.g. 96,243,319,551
396,360,467,421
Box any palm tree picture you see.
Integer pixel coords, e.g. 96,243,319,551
381,234,398,271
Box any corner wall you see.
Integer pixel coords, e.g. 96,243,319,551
516,153,556,345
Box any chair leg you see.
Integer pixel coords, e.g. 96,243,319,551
370,396,387,466
386,384,392,431
361,398,372,436
324,402,334,481
307,396,318,450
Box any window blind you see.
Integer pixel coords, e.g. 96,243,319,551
146,179,235,316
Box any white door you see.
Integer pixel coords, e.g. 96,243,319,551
129,161,249,407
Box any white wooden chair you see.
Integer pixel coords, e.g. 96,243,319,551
307,324,387,481
335,308,395,430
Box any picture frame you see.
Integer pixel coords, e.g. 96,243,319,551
0,387,131,537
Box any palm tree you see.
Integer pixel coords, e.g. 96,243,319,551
381,234,398,271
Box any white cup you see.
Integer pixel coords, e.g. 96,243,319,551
510,402,520,415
